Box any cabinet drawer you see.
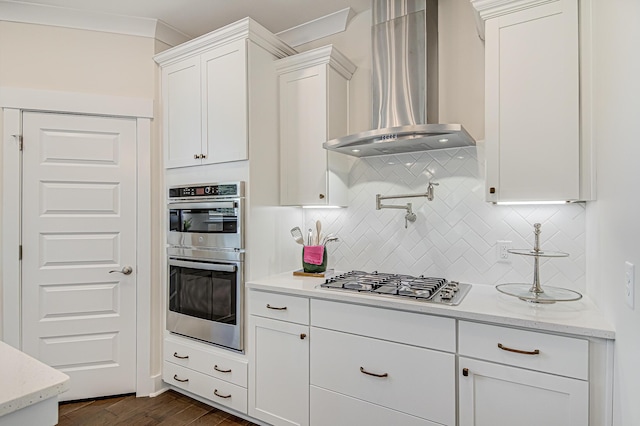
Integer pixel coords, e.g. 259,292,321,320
311,299,455,352
311,386,440,426
163,361,248,414
310,327,455,425
249,290,309,325
164,337,247,387
458,321,589,380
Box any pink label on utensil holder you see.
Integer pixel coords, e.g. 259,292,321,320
303,245,324,265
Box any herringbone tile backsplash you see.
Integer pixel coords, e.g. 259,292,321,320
303,147,586,292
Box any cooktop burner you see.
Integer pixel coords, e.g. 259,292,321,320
320,271,471,306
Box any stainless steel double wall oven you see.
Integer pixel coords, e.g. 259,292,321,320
167,182,245,351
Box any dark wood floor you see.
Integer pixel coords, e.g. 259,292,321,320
58,389,258,425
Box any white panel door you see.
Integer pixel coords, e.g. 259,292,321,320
21,112,137,401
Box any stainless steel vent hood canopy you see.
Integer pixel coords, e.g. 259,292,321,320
323,0,476,158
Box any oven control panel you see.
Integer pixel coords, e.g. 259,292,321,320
169,182,244,199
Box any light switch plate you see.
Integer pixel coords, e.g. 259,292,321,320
625,261,635,309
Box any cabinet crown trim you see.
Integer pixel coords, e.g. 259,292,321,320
275,44,356,80
470,0,559,38
154,17,297,66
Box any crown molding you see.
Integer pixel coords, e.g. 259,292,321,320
276,7,356,48
275,44,356,80
0,0,191,47
154,17,297,66
470,0,558,39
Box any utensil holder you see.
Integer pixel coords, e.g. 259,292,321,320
302,246,327,273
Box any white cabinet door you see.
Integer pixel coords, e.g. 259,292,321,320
162,56,203,168
484,0,580,202
201,39,248,164
459,357,588,426
249,316,309,426
277,46,353,207
279,64,329,206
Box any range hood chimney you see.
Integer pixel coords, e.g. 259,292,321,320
323,0,476,157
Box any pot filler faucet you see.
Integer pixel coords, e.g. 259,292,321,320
376,182,439,228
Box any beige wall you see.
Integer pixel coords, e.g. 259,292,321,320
0,20,164,382
295,0,485,142
0,21,156,98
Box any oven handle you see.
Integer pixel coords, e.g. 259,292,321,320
169,258,237,273
168,201,237,210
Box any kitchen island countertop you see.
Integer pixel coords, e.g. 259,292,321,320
247,272,615,340
0,341,70,418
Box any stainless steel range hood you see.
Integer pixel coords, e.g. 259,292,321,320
323,0,476,158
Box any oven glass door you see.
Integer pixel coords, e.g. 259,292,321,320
169,201,238,234
168,258,238,325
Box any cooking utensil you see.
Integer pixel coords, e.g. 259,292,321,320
308,229,313,246
290,227,304,245
315,220,322,245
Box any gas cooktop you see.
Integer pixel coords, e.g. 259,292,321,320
320,271,471,306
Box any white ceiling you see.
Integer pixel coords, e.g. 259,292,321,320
12,0,372,38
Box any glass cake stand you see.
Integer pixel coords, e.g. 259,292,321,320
496,223,582,304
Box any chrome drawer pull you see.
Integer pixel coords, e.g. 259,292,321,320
266,304,287,310
360,366,388,378
173,352,189,360
498,343,540,355
214,389,231,399
173,374,189,383
214,365,231,373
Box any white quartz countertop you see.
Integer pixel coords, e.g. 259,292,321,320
247,272,615,340
0,341,70,417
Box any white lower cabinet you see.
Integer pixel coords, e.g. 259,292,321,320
458,357,588,426
310,299,456,426
310,386,439,426
458,321,589,426
244,291,609,426
248,292,310,426
162,335,248,414
310,327,455,425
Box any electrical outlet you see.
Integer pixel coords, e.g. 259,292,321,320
625,261,635,309
497,240,511,263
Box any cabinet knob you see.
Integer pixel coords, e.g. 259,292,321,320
489,187,496,194
300,333,307,340
319,194,325,199
462,368,469,377
201,154,207,159
194,154,199,159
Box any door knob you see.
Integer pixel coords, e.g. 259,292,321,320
109,266,133,275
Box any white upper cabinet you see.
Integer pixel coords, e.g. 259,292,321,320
155,18,296,169
201,40,248,165
161,56,202,168
472,0,593,202
276,45,356,207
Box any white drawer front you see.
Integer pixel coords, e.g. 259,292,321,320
310,386,440,426
163,361,248,414
249,290,309,325
164,337,247,387
311,299,455,352
310,327,455,425
458,321,589,380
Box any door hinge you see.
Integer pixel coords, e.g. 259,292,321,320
12,134,23,151
19,245,23,260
